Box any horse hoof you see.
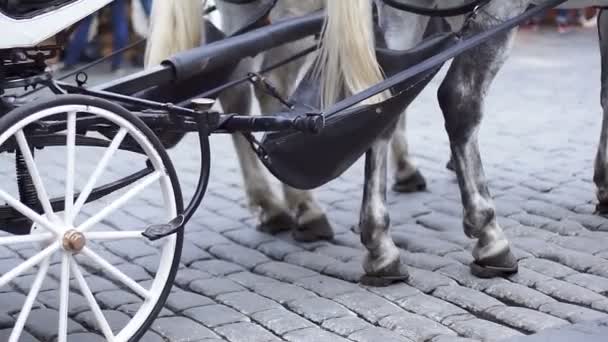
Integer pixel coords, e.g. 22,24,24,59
392,170,427,193
360,260,410,287
292,215,334,242
595,202,608,216
257,212,296,234
446,157,455,172
470,248,518,279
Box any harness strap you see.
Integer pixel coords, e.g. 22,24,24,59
381,0,492,17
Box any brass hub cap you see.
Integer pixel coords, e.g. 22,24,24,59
63,229,86,253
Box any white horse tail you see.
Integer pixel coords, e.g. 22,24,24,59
316,0,388,109
144,0,206,68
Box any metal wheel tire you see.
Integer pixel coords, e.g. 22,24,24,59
0,94,183,342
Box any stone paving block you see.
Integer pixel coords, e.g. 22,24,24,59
485,306,569,333
251,308,315,335
0,246,16,260
164,289,215,312
103,240,157,261
96,290,141,310
392,233,463,256
509,213,555,228
539,302,608,323
0,312,13,329
442,251,475,265
36,290,89,314
191,259,246,277
437,263,507,291
549,235,608,255
534,279,608,311
564,273,608,294
284,251,337,272
287,297,355,323
64,332,107,342
215,321,282,342
227,271,280,288
349,326,413,342
248,281,318,304
152,316,220,340
540,220,586,236
365,282,422,301
483,282,555,310
401,252,458,271
254,261,318,283
430,335,479,342
209,243,270,269
321,316,371,337
396,294,469,323
188,231,233,250
407,267,456,293
518,258,577,279
177,241,213,266
314,245,363,262
223,228,277,249
416,212,462,232
173,268,214,288
295,275,361,298
118,303,173,318
445,318,523,341
25,308,87,340
380,311,457,341
433,285,504,314
0,329,39,342
505,225,556,240
334,291,404,323
75,310,131,334
322,260,365,283
114,263,152,282
523,200,573,221
217,291,282,315
284,327,351,342
190,277,247,298
183,304,250,327
0,258,36,278
508,267,552,288
257,240,304,260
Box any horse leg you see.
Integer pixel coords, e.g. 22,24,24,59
358,133,409,286
391,113,428,192
376,0,430,193
254,48,334,242
220,61,295,234
594,9,608,214
437,9,524,278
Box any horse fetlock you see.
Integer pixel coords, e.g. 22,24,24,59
359,213,390,249
463,203,496,239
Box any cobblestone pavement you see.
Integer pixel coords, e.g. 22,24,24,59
2,26,608,342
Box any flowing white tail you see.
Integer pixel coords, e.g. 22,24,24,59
315,0,389,109
144,0,206,67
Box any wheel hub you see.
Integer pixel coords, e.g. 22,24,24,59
62,229,85,253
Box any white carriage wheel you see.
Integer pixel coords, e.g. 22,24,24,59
0,95,183,342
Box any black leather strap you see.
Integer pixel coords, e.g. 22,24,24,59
382,0,492,17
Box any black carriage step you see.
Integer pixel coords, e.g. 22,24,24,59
142,216,186,241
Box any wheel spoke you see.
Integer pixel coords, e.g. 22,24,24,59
0,189,61,236
58,253,70,342
81,247,150,299
70,259,115,342
0,233,53,246
0,241,59,288
85,231,144,241
71,128,128,222
77,171,162,233
64,112,76,225
15,130,56,220
8,257,50,342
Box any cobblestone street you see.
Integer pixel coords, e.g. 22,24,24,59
2,25,608,342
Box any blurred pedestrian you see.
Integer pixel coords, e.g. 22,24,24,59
110,0,129,71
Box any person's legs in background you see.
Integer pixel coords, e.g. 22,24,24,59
64,16,93,69
111,0,129,71
140,0,152,17
556,9,571,33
